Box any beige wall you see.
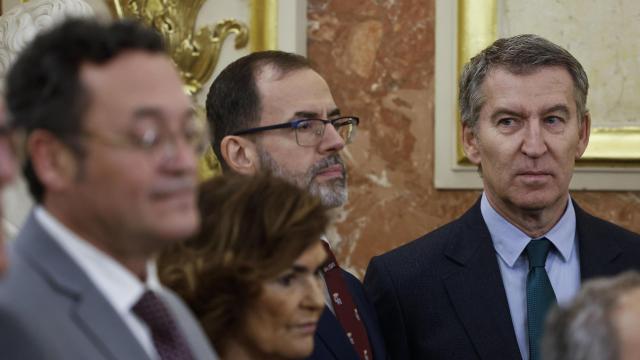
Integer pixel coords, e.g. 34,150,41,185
308,0,640,277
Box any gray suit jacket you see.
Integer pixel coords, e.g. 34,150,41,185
0,212,218,360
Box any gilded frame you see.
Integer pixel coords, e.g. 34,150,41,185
434,0,640,190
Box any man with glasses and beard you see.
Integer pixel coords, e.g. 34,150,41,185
205,50,386,360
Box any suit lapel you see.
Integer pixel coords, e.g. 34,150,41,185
442,201,522,360
16,213,151,360
315,307,359,360
74,287,151,359
574,201,622,280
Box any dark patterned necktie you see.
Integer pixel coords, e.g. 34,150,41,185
321,241,373,360
132,290,194,360
525,238,557,360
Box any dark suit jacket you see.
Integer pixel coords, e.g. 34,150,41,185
307,269,387,360
0,213,218,360
364,199,640,360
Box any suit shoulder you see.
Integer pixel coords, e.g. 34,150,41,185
577,206,640,243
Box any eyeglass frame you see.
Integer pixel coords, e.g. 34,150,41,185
79,117,209,160
230,116,360,147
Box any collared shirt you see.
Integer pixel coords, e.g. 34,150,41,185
480,194,581,360
35,206,162,360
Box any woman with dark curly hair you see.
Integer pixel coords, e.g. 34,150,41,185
158,173,328,360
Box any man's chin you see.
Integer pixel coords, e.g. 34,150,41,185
312,183,348,208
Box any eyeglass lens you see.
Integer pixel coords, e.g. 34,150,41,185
295,118,355,146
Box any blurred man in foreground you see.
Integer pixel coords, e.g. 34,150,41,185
0,100,18,275
0,18,217,359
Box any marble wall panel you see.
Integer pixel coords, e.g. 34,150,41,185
308,0,640,278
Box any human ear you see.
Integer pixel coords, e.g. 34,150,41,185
220,135,260,175
28,130,79,191
462,123,482,165
575,112,591,160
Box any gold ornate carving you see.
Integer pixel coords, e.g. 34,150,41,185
107,0,249,95
456,0,640,166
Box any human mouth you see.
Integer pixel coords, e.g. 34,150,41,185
315,164,344,181
150,178,196,201
291,321,318,336
516,170,552,183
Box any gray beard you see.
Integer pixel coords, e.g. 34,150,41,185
257,148,348,208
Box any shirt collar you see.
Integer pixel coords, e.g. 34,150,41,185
34,206,160,314
480,193,576,267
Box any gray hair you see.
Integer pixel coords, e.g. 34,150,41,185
542,271,640,360
458,34,589,129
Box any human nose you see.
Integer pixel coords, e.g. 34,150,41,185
302,274,326,312
521,120,547,158
318,123,345,153
158,134,199,173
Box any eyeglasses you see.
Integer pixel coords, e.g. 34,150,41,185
82,118,209,160
231,116,359,147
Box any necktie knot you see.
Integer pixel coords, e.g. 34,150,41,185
526,238,552,269
132,290,194,360
133,290,174,334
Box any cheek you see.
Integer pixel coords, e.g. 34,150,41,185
247,291,295,350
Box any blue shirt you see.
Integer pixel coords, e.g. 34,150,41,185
480,193,581,360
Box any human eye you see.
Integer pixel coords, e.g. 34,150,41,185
496,118,516,127
294,120,314,132
183,118,206,145
544,116,564,125
131,126,160,150
332,117,351,129
275,272,297,287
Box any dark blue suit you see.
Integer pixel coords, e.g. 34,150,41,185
364,199,640,360
308,269,387,360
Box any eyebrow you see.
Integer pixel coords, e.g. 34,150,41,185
292,108,341,120
490,108,524,120
490,104,571,120
543,104,571,117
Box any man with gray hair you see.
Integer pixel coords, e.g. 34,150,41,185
543,271,640,360
364,34,640,360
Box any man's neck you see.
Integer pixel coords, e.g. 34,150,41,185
44,203,149,279
485,194,569,239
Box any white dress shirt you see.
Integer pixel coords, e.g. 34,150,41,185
35,206,162,360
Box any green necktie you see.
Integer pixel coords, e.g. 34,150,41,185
526,238,557,360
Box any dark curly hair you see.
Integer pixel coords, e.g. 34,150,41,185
158,173,328,354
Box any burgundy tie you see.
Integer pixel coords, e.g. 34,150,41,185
322,241,373,360
132,290,195,360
